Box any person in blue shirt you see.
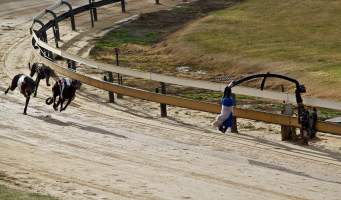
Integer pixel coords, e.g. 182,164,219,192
212,87,234,133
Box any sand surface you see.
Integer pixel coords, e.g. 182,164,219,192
0,0,340,200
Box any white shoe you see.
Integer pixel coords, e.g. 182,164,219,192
225,128,232,134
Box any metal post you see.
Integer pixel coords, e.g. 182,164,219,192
61,1,76,31
39,31,53,60
231,93,238,133
31,20,45,53
52,26,59,48
160,82,167,117
72,61,76,71
45,9,60,49
67,60,77,71
115,48,123,98
155,0,160,4
115,48,120,66
92,0,98,21
89,0,94,28
121,0,126,13
45,10,60,41
104,72,115,103
39,32,49,57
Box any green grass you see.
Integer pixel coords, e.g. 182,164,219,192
92,0,236,50
95,28,159,49
180,91,222,101
0,185,57,200
91,0,341,102
317,108,341,121
179,0,341,79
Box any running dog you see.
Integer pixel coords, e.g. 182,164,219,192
5,74,36,115
46,78,81,112
29,62,55,97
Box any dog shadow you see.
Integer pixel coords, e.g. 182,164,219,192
31,114,127,139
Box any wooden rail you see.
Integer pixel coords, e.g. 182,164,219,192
35,52,341,135
31,0,341,135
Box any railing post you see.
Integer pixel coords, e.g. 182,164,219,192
38,31,54,60
89,0,95,27
121,0,126,13
67,60,77,71
160,82,167,117
45,10,60,41
281,102,296,141
45,9,60,49
92,0,98,21
231,93,238,133
61,0,76,31
52,26,59,48
115,48,123,99
104,72,115,103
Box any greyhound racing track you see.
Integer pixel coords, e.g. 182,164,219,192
0,0,341,200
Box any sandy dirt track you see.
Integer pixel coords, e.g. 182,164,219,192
0,0,341,200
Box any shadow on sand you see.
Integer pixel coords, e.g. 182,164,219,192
30,114,127,139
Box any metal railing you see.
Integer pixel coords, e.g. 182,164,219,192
30,0,341,135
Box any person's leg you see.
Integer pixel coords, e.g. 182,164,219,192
219,125,227,133
220,116,233,134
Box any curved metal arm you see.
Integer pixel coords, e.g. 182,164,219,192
61,0,72,10
31,19,45,34
229,73,301,89
46,9,61,39
228,73,306,104
45,9,58,21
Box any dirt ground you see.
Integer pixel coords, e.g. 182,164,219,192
0,0,341,200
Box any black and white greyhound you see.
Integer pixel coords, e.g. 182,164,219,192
46,78,81,112
29,62,55,97
5,74,36,115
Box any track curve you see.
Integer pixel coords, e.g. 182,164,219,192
0,1,340,200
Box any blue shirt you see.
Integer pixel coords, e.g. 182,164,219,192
222,97,234,107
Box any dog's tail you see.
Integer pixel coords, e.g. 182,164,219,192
46,97,53,105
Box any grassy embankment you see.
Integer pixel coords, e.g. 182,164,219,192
91,0,341,118
0,185,57,200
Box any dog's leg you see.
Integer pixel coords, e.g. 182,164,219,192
46,75,51,86
54,96,61,111
23,96,30,115
5,86,10,94
60,98,65,112
53,93,59,111
5,84,17,94
34,77,40,97
5,76,19,94
61,98,72,112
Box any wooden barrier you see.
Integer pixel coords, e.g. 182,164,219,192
31,0,341,136
35,52,341,136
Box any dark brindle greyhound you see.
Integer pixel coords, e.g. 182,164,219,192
5,74,36,115
46,78,81,112
29,62,55,97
